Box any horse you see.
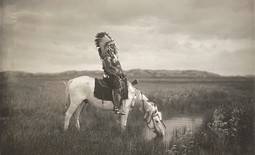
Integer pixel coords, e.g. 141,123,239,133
63,76,166,137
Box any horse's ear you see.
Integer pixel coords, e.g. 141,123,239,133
131,79,138,85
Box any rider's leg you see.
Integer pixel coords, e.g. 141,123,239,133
112,88,121,112
113,88,126,115
111,75,125,115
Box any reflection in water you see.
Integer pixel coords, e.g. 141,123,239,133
143,116,203,144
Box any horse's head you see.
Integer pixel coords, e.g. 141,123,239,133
132,89,166,137
144,102,166,137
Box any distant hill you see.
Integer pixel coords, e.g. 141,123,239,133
126,69,221,78
1,70,253,83
0,70,102,80
0,69,221,80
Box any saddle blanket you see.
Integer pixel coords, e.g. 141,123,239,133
94,78,128,101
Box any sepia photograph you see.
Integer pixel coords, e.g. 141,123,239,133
0,0,254,155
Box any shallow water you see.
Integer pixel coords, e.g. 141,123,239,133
143,115,203,144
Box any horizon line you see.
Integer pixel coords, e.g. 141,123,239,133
1,68,254,77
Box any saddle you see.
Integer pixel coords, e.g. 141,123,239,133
94,77,128,101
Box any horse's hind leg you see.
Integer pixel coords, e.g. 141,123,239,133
74,100,88,130
64,107,75,131
64,97,83,131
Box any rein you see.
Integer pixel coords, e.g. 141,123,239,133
140,91,158,131
139,91,166,130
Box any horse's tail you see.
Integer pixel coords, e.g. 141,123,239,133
63,80,71,111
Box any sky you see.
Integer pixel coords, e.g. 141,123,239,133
0,0,254,75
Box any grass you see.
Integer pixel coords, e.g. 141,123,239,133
139,81,254,155
0,76,254,155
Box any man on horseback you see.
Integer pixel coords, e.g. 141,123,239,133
95,32,126,115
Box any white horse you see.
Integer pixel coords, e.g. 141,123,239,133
64,76,166,137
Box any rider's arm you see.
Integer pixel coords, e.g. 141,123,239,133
103,57,122,76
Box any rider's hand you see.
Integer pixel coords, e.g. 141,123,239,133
121,73,126,79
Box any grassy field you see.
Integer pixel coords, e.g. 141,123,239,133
0,75,254,155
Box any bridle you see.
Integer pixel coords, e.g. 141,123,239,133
138,91,166,132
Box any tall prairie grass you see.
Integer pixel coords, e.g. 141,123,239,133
0,77,254,155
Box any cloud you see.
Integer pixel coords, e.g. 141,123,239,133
207,47,255,75
1,0,254,74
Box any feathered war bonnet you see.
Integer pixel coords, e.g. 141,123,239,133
95,32,115,59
